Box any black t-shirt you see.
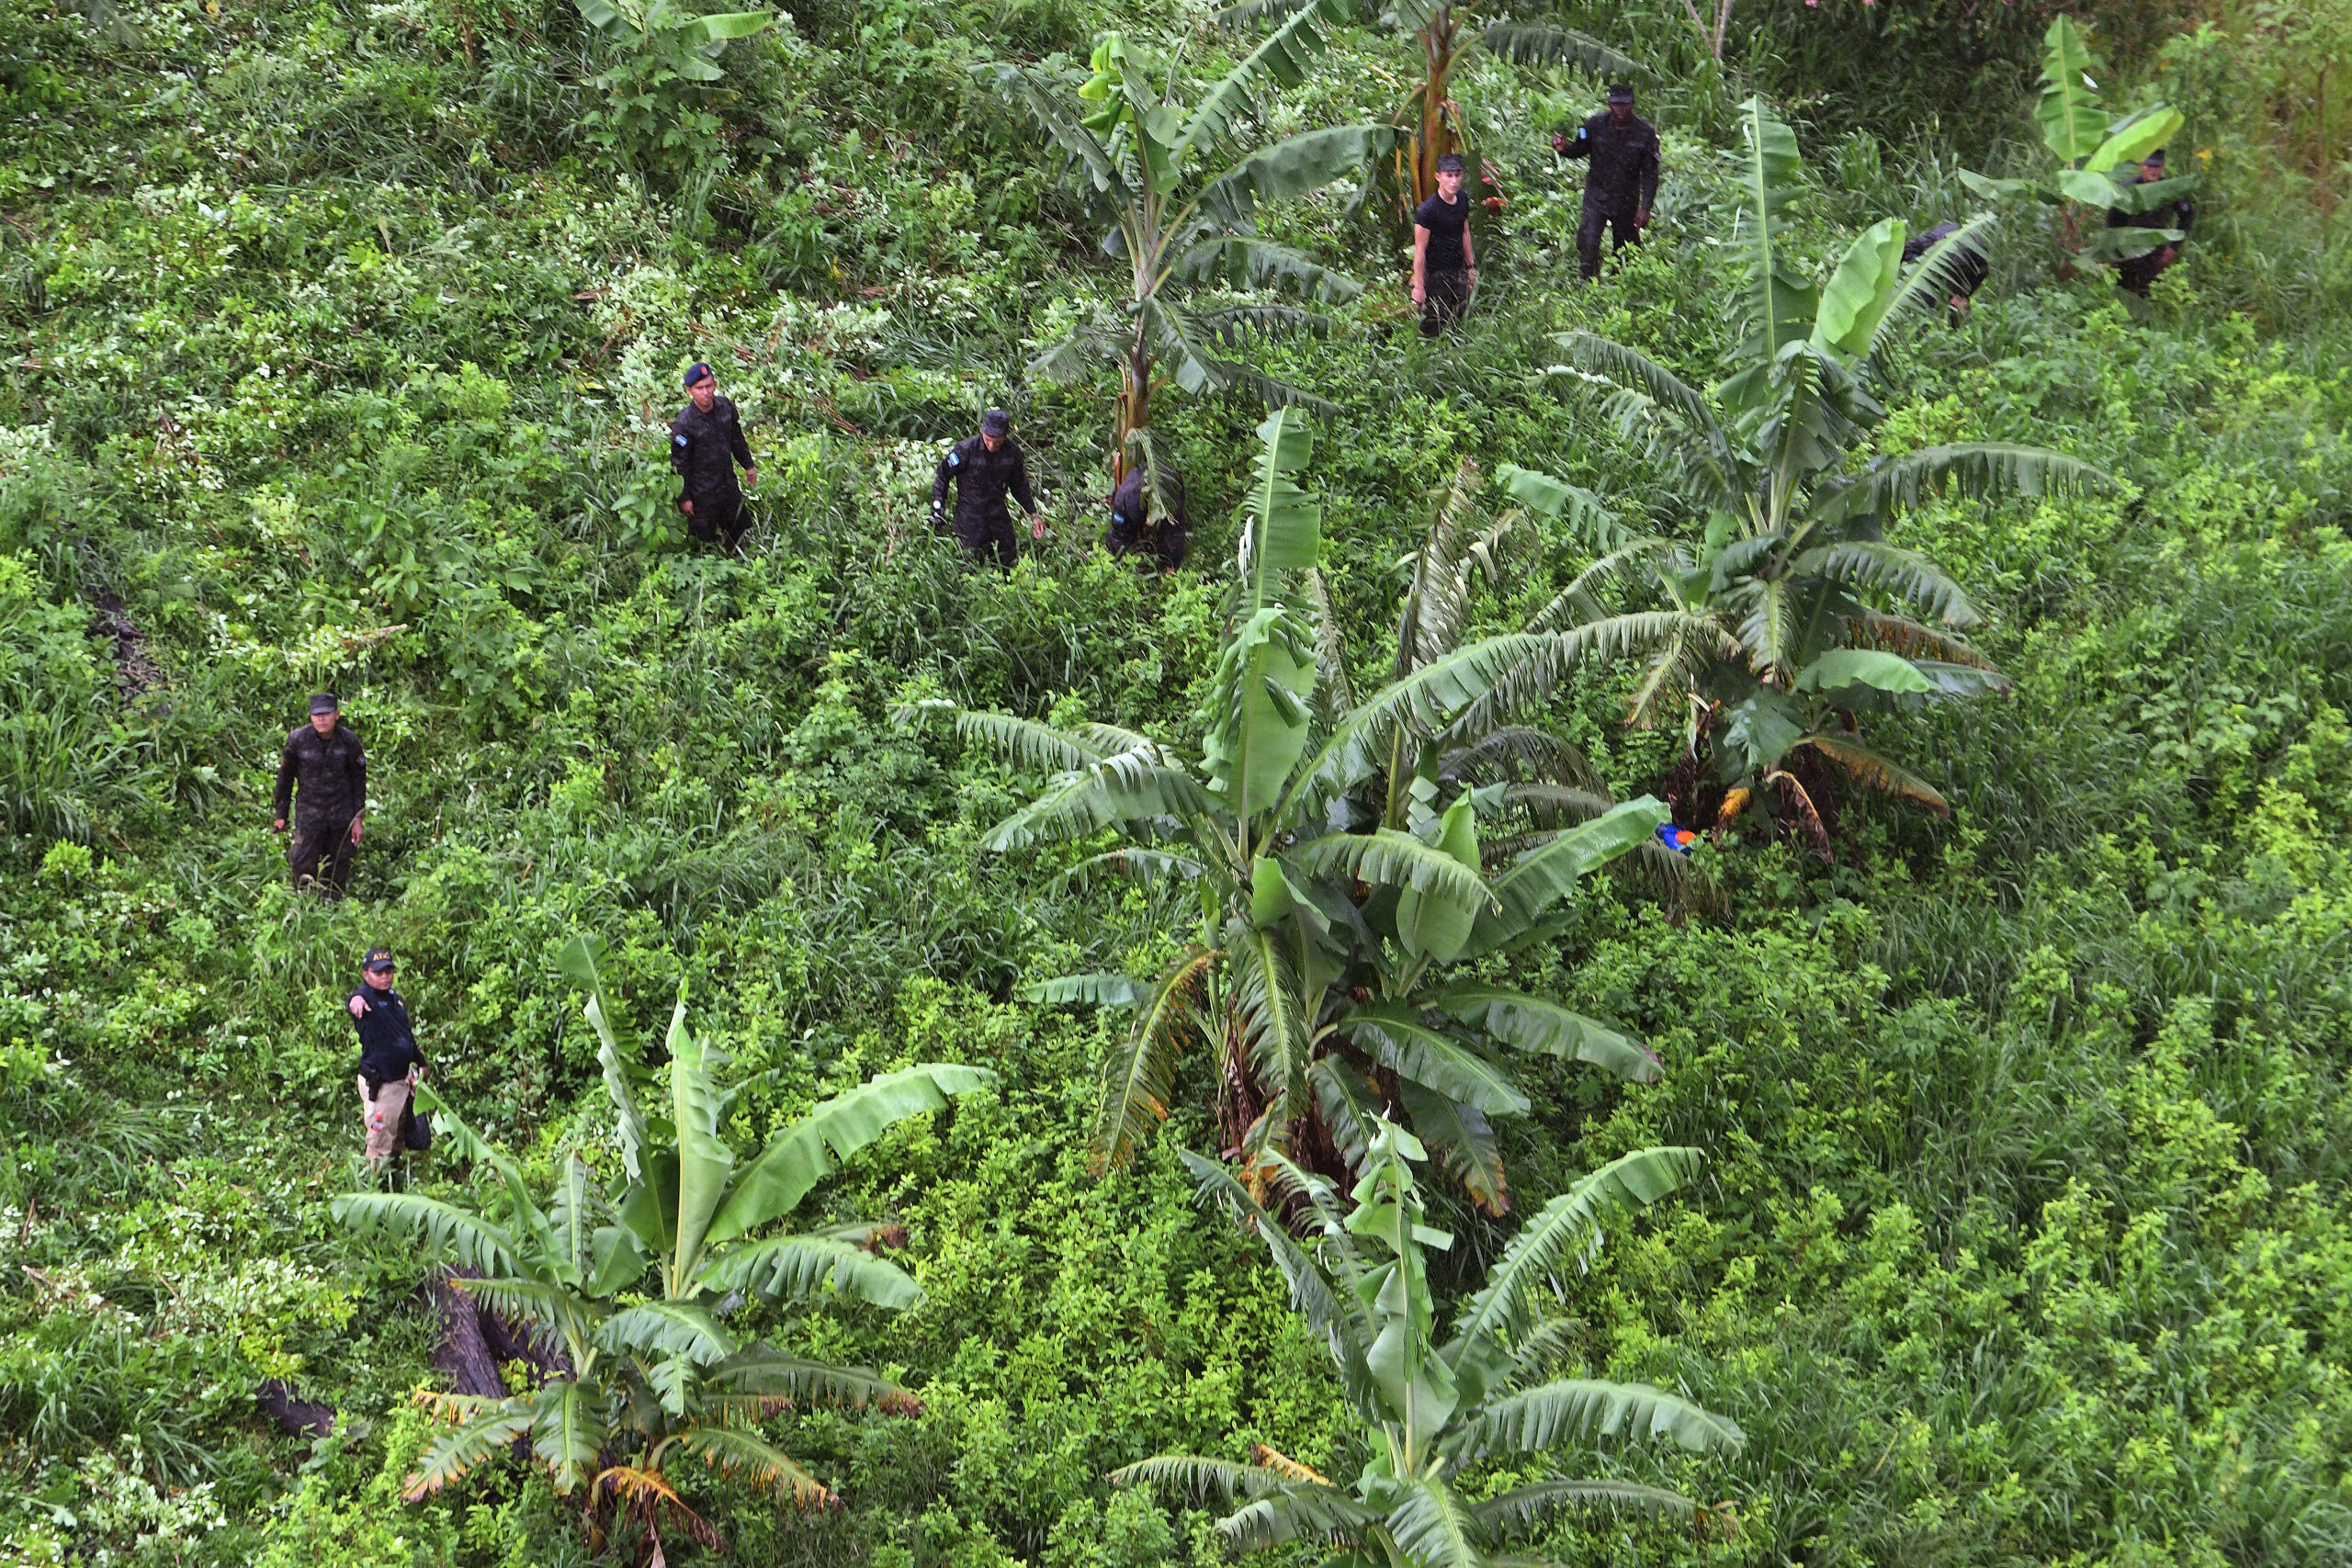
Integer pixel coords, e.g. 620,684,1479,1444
1415,193,1471,272
351,986,424,1087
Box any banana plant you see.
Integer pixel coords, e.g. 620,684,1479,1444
334,934,994,1551
1540,97,2109,840
984,25,1392,482
1118,1124,1745,1561
1219,0,1641,205
572,0,773,168
575,0,772,80
1960,16,2197,270
1372,456,1701,905
906,410,1672,1213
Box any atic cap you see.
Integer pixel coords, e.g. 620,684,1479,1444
363,947,395,973
309,692,340,716
980,408,1012,437
1607,83,1636,104
683,362,714,389
1433,152,1465,173
2142,147,2167,169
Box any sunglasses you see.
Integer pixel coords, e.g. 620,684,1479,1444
367,964,396,976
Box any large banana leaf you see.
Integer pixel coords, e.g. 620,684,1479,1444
1811,218,1907,358
1093,947,1218,1170
1394,794,1481,962
1479,20,1640,77
598,1299,739,1365
1730,97,1814,354
1180,1148,1381,1412
697,1231,922,1309
1187,124,1396,235
1385,1475,1487,1568
2086,104,2182,172
2035,15,2109,165
1442,1145,1703,1381
1430,983,1659,1081
678,10,770,41
981,750,1216,851
1204,606,1317,825
1343,1004,1528,1116
1284,827,1495,908
982,62,1129,200
1447,1377,1747,1459
707,1065,997,1243
1396,1077,1509,1215
1179,0,1348,163
1792,648,1935,695
332,1190,522,1279
401,1394,537,1499
558,933,655,1181
670,1425,835,1508
529,1380,603,1495
663,994,734,1290
1238,406,1323,590
1804,731,1951,813
1471,1478,1708,1526
1461,797,1666,957
1821,442,2109,525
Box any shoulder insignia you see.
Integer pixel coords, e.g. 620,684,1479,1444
948,450,961,467
673,433,689,446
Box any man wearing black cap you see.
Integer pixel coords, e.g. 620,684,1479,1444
2105,149,2194,297
670,363,759,551
349,948,425,1184
1412,152,1477,336
931,410,1045,569
274,693,366,897
1555,85,1660,283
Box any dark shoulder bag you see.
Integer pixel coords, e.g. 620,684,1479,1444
401,1097,434,1152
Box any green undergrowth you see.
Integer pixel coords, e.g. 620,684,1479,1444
3,0,2351,1563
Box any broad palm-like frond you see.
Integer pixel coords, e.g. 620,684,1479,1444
1819,441,2109,525
1447,1378,1747,1461
1138,1127,1740,1568
1443,1146,1705,1378
668,1425,835,1509
1092,946,1218,1171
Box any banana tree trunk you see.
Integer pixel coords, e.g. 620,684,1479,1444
1411,8,1460,205
1112,321,1153,485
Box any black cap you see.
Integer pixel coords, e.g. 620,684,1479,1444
980,409,1012,438
1607,83,1635,104
684,362,714,389
1433,152,1465,173
363,947,395,973
309,692,340,716
2143,147,2166,169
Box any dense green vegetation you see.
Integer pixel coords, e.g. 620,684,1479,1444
4,0,2351,1563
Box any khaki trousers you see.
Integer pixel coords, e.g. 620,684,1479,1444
359,1074,412,1163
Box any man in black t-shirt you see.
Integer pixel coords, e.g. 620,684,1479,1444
349,947,426,1184
1412,152,1476,336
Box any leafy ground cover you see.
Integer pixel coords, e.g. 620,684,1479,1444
3,0,2350,1564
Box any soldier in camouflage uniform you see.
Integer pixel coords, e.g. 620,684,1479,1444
670,363,759,551
932,409,1045,569
1555,84,1660,283
274,693,367,897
